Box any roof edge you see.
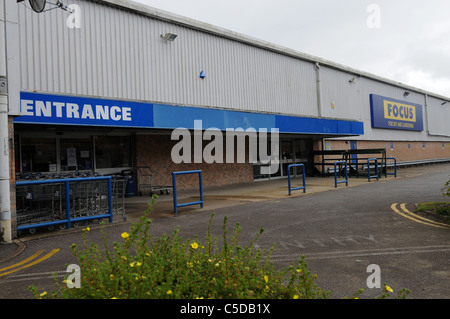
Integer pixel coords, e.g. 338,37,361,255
98,0,449,102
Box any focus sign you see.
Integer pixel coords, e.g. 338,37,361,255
369,94,423,131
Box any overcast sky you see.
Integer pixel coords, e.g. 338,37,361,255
132,0,450,99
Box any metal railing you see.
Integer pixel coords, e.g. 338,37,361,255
287,164,306,195
172,170,204,215
385,157,397,178
16,176,113,233
334,161,348,188
367,158,379,182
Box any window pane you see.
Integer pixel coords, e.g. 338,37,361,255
95,136,131,169
20,137,56,172
60,138,92,171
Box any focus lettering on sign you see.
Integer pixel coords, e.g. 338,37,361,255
383,101,416,122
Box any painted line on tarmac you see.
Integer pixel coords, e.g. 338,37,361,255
0,249,60,277
391,203,450,230
0,270,67,283
270,245,450,262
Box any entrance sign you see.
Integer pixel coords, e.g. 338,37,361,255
18,92,153,128
16,92,364,137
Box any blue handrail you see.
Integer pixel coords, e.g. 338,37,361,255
334,161,348,188
367,158,379,182
172,170,204,215
287,164,306,195
16,176,113,231
386,157,397,178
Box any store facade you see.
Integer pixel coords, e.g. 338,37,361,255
1,0,449,241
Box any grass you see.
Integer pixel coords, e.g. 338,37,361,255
415,202,450,224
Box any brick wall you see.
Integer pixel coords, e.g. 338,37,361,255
136,134,254,191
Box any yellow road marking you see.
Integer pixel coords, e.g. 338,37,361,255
391,203,450,230
0,250,44,273
400,203,450,228
0,249,60,277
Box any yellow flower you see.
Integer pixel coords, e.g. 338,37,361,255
129,261,142,267
385,285,393,293
39,291,47,298
293,294,299,299
187,262,193,268
167,290,173,295
83,227,90,232
121,232,130,239
110,274,114,280
191,242,199,250
264,275,269,283
296,268,302,274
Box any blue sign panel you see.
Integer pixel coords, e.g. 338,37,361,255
16,91,364,136
370,94,423,131
153,104,276,131
16,92,154,128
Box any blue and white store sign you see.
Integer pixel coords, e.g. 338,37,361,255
17,92,154,128
16,91,364,136
370,94,424,131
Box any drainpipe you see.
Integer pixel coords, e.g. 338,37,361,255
0,0,11,243
424,94,430,134
315,62,322,117
315,62,324,175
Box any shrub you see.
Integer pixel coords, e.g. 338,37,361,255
443,180,450,197
31,195,330,299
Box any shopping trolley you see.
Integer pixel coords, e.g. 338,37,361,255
137,166,172,196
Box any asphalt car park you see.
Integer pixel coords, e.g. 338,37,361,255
1,164,449,299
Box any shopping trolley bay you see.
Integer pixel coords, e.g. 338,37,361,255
15,172,129,236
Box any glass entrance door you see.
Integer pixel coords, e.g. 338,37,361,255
253,137,313,180
280,140,294,177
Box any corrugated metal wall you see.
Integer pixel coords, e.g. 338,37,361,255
427,95,450,137
16,0,449,139
320,65,450,140
18,0,318,117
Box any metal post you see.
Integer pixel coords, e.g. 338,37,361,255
107,177,113,223
198,171,204,208
386,157,397,178
172,172,177,214
0,2,11,242
65,181,71,229
287,164,306,195
172,170,203,215
334,161,348,188
367,158,379,182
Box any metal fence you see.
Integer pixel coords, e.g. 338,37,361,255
334,161,349,188
287,164,306,195
15,176,124,235
172,170,204,215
